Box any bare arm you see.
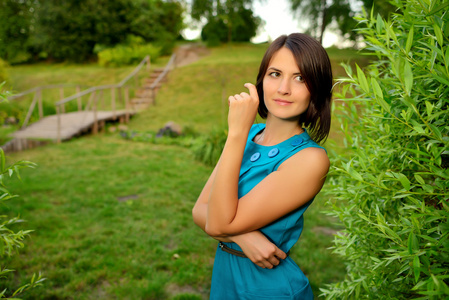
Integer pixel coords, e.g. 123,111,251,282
192,157,287,269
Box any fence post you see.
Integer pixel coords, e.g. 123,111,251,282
111,88,116,120
146,56,150,72
99,90,104,110
22,92,38,128
125,87,130,123
76,86,82,111
92,91,98,135
38,89,43,119
56,105,61,143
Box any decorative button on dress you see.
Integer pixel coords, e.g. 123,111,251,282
210,124,326,300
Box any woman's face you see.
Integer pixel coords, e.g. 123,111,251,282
262,47,311,122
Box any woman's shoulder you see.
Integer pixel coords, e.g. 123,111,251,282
279,146,329,175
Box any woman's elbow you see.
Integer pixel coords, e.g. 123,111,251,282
204,223,227,237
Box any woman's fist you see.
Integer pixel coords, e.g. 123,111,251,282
227,83,260,135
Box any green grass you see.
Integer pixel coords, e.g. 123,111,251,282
1,43,367,299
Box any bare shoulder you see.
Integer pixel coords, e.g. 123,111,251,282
279,147,330,176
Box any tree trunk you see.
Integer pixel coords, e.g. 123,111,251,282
319,0,327,45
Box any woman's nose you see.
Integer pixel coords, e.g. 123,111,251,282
277,79,291,95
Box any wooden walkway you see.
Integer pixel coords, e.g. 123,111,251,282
12,110,134,141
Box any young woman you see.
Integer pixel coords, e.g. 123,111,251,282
192,33,333,299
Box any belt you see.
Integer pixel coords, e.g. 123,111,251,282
219,242,290,258
219,242,248,258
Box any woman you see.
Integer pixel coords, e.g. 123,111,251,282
192,33,333,299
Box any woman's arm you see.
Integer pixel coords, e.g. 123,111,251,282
205,84,330,237
192,157,287,269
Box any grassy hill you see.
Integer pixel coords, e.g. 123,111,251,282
2,43,368,299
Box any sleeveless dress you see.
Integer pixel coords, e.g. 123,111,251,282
209,123,326,300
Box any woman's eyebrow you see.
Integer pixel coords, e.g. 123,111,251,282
267,67,302,75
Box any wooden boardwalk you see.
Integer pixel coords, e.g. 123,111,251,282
12,110,135,141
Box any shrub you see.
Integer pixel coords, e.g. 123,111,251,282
321,0,449,299
0,87,44,299
0,59,8,84
191,127,227,167
98,44,161,67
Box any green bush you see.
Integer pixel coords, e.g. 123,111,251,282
322,0,449,299
191,127,227,167
0,59,8,84
98,44,161,67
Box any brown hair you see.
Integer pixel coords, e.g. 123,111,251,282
256,33,333,144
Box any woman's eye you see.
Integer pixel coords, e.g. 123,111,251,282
295,75,304,82
268,71,281,78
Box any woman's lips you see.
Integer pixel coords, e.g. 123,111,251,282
274,99,293,106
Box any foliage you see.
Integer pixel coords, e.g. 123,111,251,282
191,127,228,167
0,60,8,84
0,88,43,298
0,0,37,64
98,43,161,67
0,0,184,63
288,0,395,44
322,0,449,298
191,0,261,43
119,125,226,167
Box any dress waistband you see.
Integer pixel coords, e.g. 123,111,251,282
219,242,290,258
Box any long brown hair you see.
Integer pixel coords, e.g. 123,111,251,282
256,33,333,144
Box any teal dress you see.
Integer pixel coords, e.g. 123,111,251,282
210,124,325,300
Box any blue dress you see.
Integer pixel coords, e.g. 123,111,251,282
210,124,326,300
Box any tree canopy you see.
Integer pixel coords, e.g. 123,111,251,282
190,0,262,44
288,0,395,44
0,0,185,63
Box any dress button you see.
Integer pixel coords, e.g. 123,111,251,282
268,148,279,158
250,152,261,162
291,138,303,146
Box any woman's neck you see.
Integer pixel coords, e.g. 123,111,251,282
256,115,303,146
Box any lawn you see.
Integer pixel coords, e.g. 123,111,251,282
1,43,368,299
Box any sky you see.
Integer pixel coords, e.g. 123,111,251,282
182,0,339,48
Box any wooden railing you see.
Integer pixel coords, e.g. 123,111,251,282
8,84,90,128
54,53,176,142
8,53,177,143
53,55,153,142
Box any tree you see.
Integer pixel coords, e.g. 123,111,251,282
0,0,38,63
0,0,185,63
321,0,449,298
190,0,261,43
288,0,395,44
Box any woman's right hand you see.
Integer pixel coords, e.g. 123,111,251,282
227,83,259,137
230,231,287,269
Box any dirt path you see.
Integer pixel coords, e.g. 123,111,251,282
174,44,210,67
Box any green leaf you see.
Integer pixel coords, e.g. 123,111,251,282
427,1,449,16
406,25,414,53
433,23,443,46
348,166,364,182
428,123,443,140
414,174,425,185
371,77,383,99
413,124,425,134
356,64,369,94
376,13,384,34
445,46,449,70
408,232,418,254
425,101,433,117
403,60,414,95
413,256,421,282
0,149,4,172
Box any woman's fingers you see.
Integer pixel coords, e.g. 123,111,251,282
244,83,259,102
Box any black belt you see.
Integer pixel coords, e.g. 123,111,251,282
219,242,248,258
219,242,290,258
